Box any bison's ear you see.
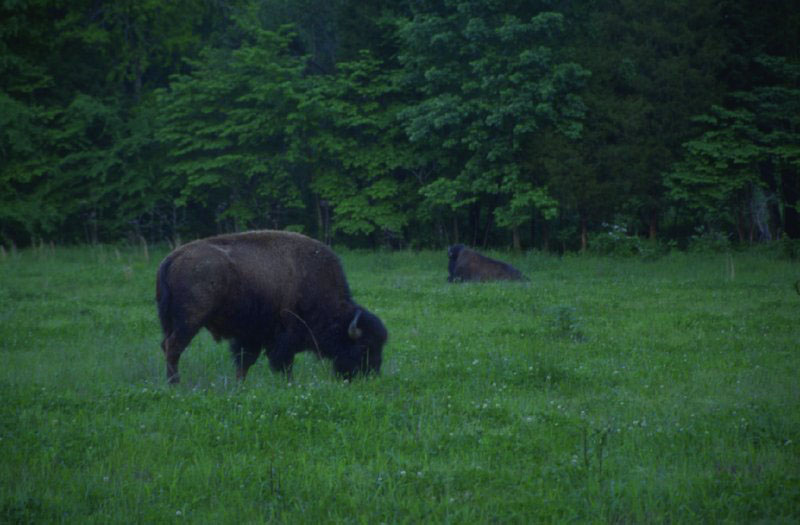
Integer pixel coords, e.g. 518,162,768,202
348,309,363,340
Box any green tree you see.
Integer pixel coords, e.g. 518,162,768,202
0,0,217,245
0,0,63,243
666,56,800,240
556,0,731,244
397,1,588,249
300,53,416,242
155,20,307,236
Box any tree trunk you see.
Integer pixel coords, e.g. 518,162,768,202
736,205,747,243
648,209,658,240
482,213,494,249
134,56,142,101
315,198,332,244
512,226,521,251
782,167,800,239
580,217,587,252
542,220,550,252
469,204,480,246
316,197,324,241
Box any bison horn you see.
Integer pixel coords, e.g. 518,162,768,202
348,309,363,340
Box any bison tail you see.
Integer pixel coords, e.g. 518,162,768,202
156,257,174,335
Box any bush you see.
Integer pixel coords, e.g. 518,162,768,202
588,224,642,257
779,234,800,260
687,228,731,253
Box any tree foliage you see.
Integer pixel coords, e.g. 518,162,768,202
666,56,800,240
0,0,797,248
397,3,587,247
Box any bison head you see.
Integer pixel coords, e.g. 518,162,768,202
333,308,387,379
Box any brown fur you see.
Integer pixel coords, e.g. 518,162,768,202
156,231,387,383
447,244,527,282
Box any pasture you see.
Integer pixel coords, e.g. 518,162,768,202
1,245,798,523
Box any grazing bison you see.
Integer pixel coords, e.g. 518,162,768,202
155,230,387,383
447,244,527,282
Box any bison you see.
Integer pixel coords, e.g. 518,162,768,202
155,230,387,384
447,244,527,282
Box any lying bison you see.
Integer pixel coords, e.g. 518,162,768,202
155,230,387,384
447,244,527,282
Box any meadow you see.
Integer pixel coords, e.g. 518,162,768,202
1,244,798,523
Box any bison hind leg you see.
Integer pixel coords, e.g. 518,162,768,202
230,339,262,381
162,324,200,384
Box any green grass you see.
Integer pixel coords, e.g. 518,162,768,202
1,245,799,523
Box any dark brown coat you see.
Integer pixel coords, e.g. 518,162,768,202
156,231,387,383
447,244,527,282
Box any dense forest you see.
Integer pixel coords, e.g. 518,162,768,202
1,0,798,250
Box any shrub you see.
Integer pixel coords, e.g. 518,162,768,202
588,224,643,257
687,227,731,253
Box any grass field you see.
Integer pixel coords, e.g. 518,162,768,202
1,244,798,523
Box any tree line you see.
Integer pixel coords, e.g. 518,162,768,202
2,0,798,250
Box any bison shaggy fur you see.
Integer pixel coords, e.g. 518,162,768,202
155,230,387,383
447,244,527,282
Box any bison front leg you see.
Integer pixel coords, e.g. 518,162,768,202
267,329,302,380
267,346,295,379
229,339,262,381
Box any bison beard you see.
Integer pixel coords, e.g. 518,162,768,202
155,231,387,384
447,244,527,282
